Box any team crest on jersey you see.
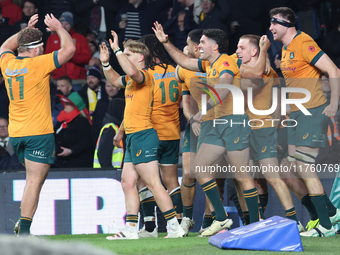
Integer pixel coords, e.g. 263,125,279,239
289,52,295,59
308,46,315,52
213,69,216,76
223,61,229,67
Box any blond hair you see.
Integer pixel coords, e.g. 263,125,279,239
123,39,150,58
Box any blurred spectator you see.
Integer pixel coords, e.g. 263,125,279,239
78,65,107,118
88,57,102,69
57,75,74,97
174,0,198,23
54,92,94,168
86,29,99,44
12,1,46,39
45,11,92,80
0,117,23,171
114,0,170,45
0,0,22,25
92,80,125,143
163,10,195,51
0,71,9,119
93,122,124,169
198,0,230,33
88,40,100,58
0,117,13,155
51,76,75,125
72,0,126,41
273,52,283,77
0,7,13,46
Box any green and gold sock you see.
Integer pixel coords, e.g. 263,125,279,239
243,211,250,225
169,187,183,214
301,194,318,221
19,217,32,235
259,193,268,212
243,188,259,223
202,215,213,229
163,208,177,221
285,207,298,222
183,205,193,219
322,193,337,216
258,203,265,219
310,194,332,229
202,180,227,221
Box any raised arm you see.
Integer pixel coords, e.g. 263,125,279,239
99,41,124,88
108,30,144,84
153,21,200,71
44,14,75,66
0,14,39,55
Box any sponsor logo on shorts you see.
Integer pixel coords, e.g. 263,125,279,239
312,134,325,143
29,150,47,159
303,133,309,139
234,137,239,143
136,150,142,157
261,146,267,153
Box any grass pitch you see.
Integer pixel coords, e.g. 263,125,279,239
44,233,340,255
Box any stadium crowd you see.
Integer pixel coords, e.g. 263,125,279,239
1,0,340,240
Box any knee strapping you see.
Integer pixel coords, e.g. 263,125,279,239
294,150,318,164
139,187,154,201
182,181,196,188
287,155,296,163
169,186,181,196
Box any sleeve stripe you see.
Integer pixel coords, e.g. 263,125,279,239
198,59,204,72
122,75,127,87
176,67,184,83
311,50,324,66
137,70,145,84
219,70,234,77
0,51,14,59
181,91,190,96
237,59,242,68
54,51,61,68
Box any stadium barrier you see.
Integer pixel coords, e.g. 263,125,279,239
0,168,335,235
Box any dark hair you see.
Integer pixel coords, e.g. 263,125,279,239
188,29,204,45
240,34,260,54
24,0,38,8
57,75,72,84
202,29,228,54
88,40,99,51
17,28,43,53
139,34,174,74
269,7,296,25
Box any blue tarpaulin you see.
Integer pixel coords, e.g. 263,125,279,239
209,216,303,252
